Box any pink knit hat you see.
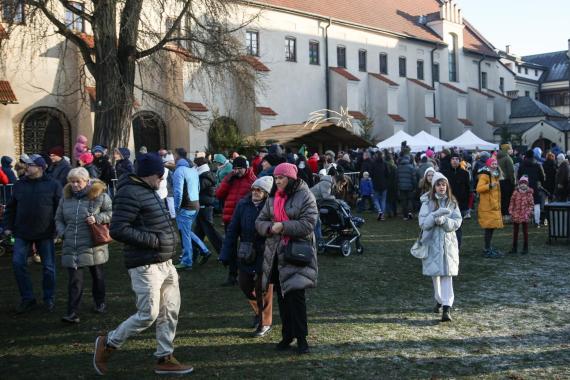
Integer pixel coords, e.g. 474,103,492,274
274,163,298,180
426,149,434,158
79,152,94,165
486,157,497,167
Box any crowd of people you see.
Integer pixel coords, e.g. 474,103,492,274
1,134,569,375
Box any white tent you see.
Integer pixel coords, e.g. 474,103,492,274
447,130,499,150
376,130,418,150
410,130,450,151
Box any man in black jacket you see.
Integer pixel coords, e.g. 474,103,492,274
370,152,389,221
193,157,222,259
3,154,61,314
94,153,192,376
442,153,470,247
92,145,113,187
518,150,546,226
46,146,70,187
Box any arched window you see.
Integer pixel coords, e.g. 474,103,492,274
448,33,458,82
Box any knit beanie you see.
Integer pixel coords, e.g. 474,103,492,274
431,172,448,188
79,152,94,165
442,148,451,156
49,146,65,158
479,151,491,160
424,167,436,179
425,149,434,158
251,176,274,194
136,153,165,178
557,153,566,165
92,145,105,154
274,162,298,180
213,154,227,165
233,156,248,169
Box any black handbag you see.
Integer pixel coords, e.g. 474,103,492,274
237,241,256,265
283,240,313,266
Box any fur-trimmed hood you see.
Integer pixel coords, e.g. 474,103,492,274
63,179,107,199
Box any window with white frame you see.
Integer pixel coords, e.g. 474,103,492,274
246,30,259,56
417,60,424,80
432,63,440,82
481,71,488,89
379,53,388,74
65,2,85,32
337,45,346,68
358,49,367,72
399,56,406,77
285,36,296,62
309,40,319,65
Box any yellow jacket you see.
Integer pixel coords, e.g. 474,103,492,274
476,170,504,229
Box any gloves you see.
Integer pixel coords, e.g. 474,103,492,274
433,208,451,217
435,216,446,225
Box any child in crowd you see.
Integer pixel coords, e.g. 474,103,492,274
508,176,534,254
358,172,374,212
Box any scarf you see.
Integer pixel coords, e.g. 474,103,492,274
196,163,210,175
273,189,290,245
73,181,92,199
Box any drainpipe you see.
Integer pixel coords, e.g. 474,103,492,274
477,55,486,90
324,17,332,117
430,44,438,119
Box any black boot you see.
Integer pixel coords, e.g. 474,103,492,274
296,337,310,354
276,337,294,351
433,302,442,313
521,245,528,255
441,306,452,322
509,244,518,254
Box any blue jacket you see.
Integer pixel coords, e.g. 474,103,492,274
359,178,373,196
172,159,200,211
219,195,266,274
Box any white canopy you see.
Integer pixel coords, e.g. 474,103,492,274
376,130,418,150
410,131,450,151
446,130,499,150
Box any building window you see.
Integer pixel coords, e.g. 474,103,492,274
535,69,539,76
2,0,25,24
517,65,521,74
481,71,488,89
245,30,259,56
285,37,296,62
337,46,346,68
448,33,458,82
499,77,504,93
417,60,424,80
535,92,539,100
65,2,85,32
309,40,319,65
358,49,367,72
433,63,440,82
525,90,530,97
524,67,528,75
399,56,406,77
379,53,388,75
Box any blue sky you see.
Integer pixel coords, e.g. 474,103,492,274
458,0,570,56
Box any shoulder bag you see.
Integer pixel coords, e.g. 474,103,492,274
283,239,314,266
88,200,112,247
237,241,256,265
410,229,428,259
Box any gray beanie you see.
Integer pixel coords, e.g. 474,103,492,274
251,176,274,194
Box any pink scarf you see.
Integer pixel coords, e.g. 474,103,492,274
273,190,290,245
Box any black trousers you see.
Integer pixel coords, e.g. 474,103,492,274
272,262,308,340
193,206,222,255
500,180,514,216
67,265,105,314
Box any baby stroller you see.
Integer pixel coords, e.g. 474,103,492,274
317,198,364,256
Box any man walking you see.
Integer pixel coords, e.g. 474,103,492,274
3,154,61,313
93,153,192,376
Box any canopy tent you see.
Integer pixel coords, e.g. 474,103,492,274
446,130,499,150
410,131,449,151
376,130,418,150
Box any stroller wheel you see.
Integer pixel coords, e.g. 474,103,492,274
317,240,326,254
355,240,364,255
341,240,352,257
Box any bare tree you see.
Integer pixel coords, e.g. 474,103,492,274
1,0,256,149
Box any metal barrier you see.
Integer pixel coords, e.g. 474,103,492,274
545,202,570,244
345,172,361,187
0,184,14,206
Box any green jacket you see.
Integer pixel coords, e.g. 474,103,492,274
497,150,515,185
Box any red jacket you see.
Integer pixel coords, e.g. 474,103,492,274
215,168,256,224
308,157,319,173
0,168,8,185
251,155,263,175
508,187,534,224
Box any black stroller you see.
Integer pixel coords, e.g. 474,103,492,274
317,198,364,256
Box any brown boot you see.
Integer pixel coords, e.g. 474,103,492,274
154,354,194,375
93,335,115,375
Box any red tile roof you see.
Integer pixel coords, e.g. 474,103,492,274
462,20,499,58
86,86,96,102
426,116,440,123
330,67,360,81
388,114,406,122
348,111,367,120
185,102,209,112
242,55,271,72
76,33,94,49
256,106,278,116
468,87,494,98
458,118,474,126
440,82,467,95
369,73,399,86
164,44,200,62
0,81,18,104
408,78,434,91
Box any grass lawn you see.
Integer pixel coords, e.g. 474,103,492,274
1,213,569,379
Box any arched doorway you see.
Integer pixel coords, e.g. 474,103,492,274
532,138,553,152
20,107,71,156
132,111,166,153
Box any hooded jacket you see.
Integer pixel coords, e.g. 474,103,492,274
196,163,217,207
115,148,134,179
497,150,515,185
213,154,233,184
310,175,334,201
110,174,178,269
216,167,256,224
1,156,17,184
396,156,417,192
517,157,545,203
172,159,200,211
476,167,504,229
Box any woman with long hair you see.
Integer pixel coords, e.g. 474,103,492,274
476,157,504,258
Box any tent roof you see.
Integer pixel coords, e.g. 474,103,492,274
410,131,449,150
247,122,372,148
376,130,418,150
447,130,498,150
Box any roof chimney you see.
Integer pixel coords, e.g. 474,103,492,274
506,45,511,54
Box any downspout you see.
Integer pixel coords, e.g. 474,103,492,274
477,54,486,90
430,44,438,119
324,17,332,117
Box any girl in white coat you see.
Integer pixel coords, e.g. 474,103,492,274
418,172,462,322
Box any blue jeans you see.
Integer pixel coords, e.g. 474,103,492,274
13,238,56,303
177,209,208,267
373,190,387,214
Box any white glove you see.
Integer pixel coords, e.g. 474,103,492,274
434,208,451,217
435,216,446,225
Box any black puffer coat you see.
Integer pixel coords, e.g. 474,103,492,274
396,156,417,192
517,157,545,203
198,169,217,207
110,174,178,269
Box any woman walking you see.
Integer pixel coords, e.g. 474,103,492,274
55,167,112,323
220,176,274,337
256,163,318,354
418,172,462,322
476,157,504,258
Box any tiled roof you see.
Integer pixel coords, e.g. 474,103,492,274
348,111,366,120
242,55,271,72
468,87,494,98
0,81,18,104
523,50,569,83
164,44,200,62
440,82,467,94
388,114,406,122
76,33,94,49
408,78,434,90
494,120,570,135
426,116,440,123
369,73,398,86
462,20,499,58
330,67,360,81
256,106,278,116
458,118,473,126
510,96,566,119
86,86,96,102
184,102,209,112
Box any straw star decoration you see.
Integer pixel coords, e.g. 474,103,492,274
303,106,355,130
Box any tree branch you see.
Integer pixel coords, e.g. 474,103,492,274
58,0,94,23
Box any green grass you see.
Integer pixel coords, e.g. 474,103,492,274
1,214,570,379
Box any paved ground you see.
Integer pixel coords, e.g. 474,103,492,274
0,213,569,379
